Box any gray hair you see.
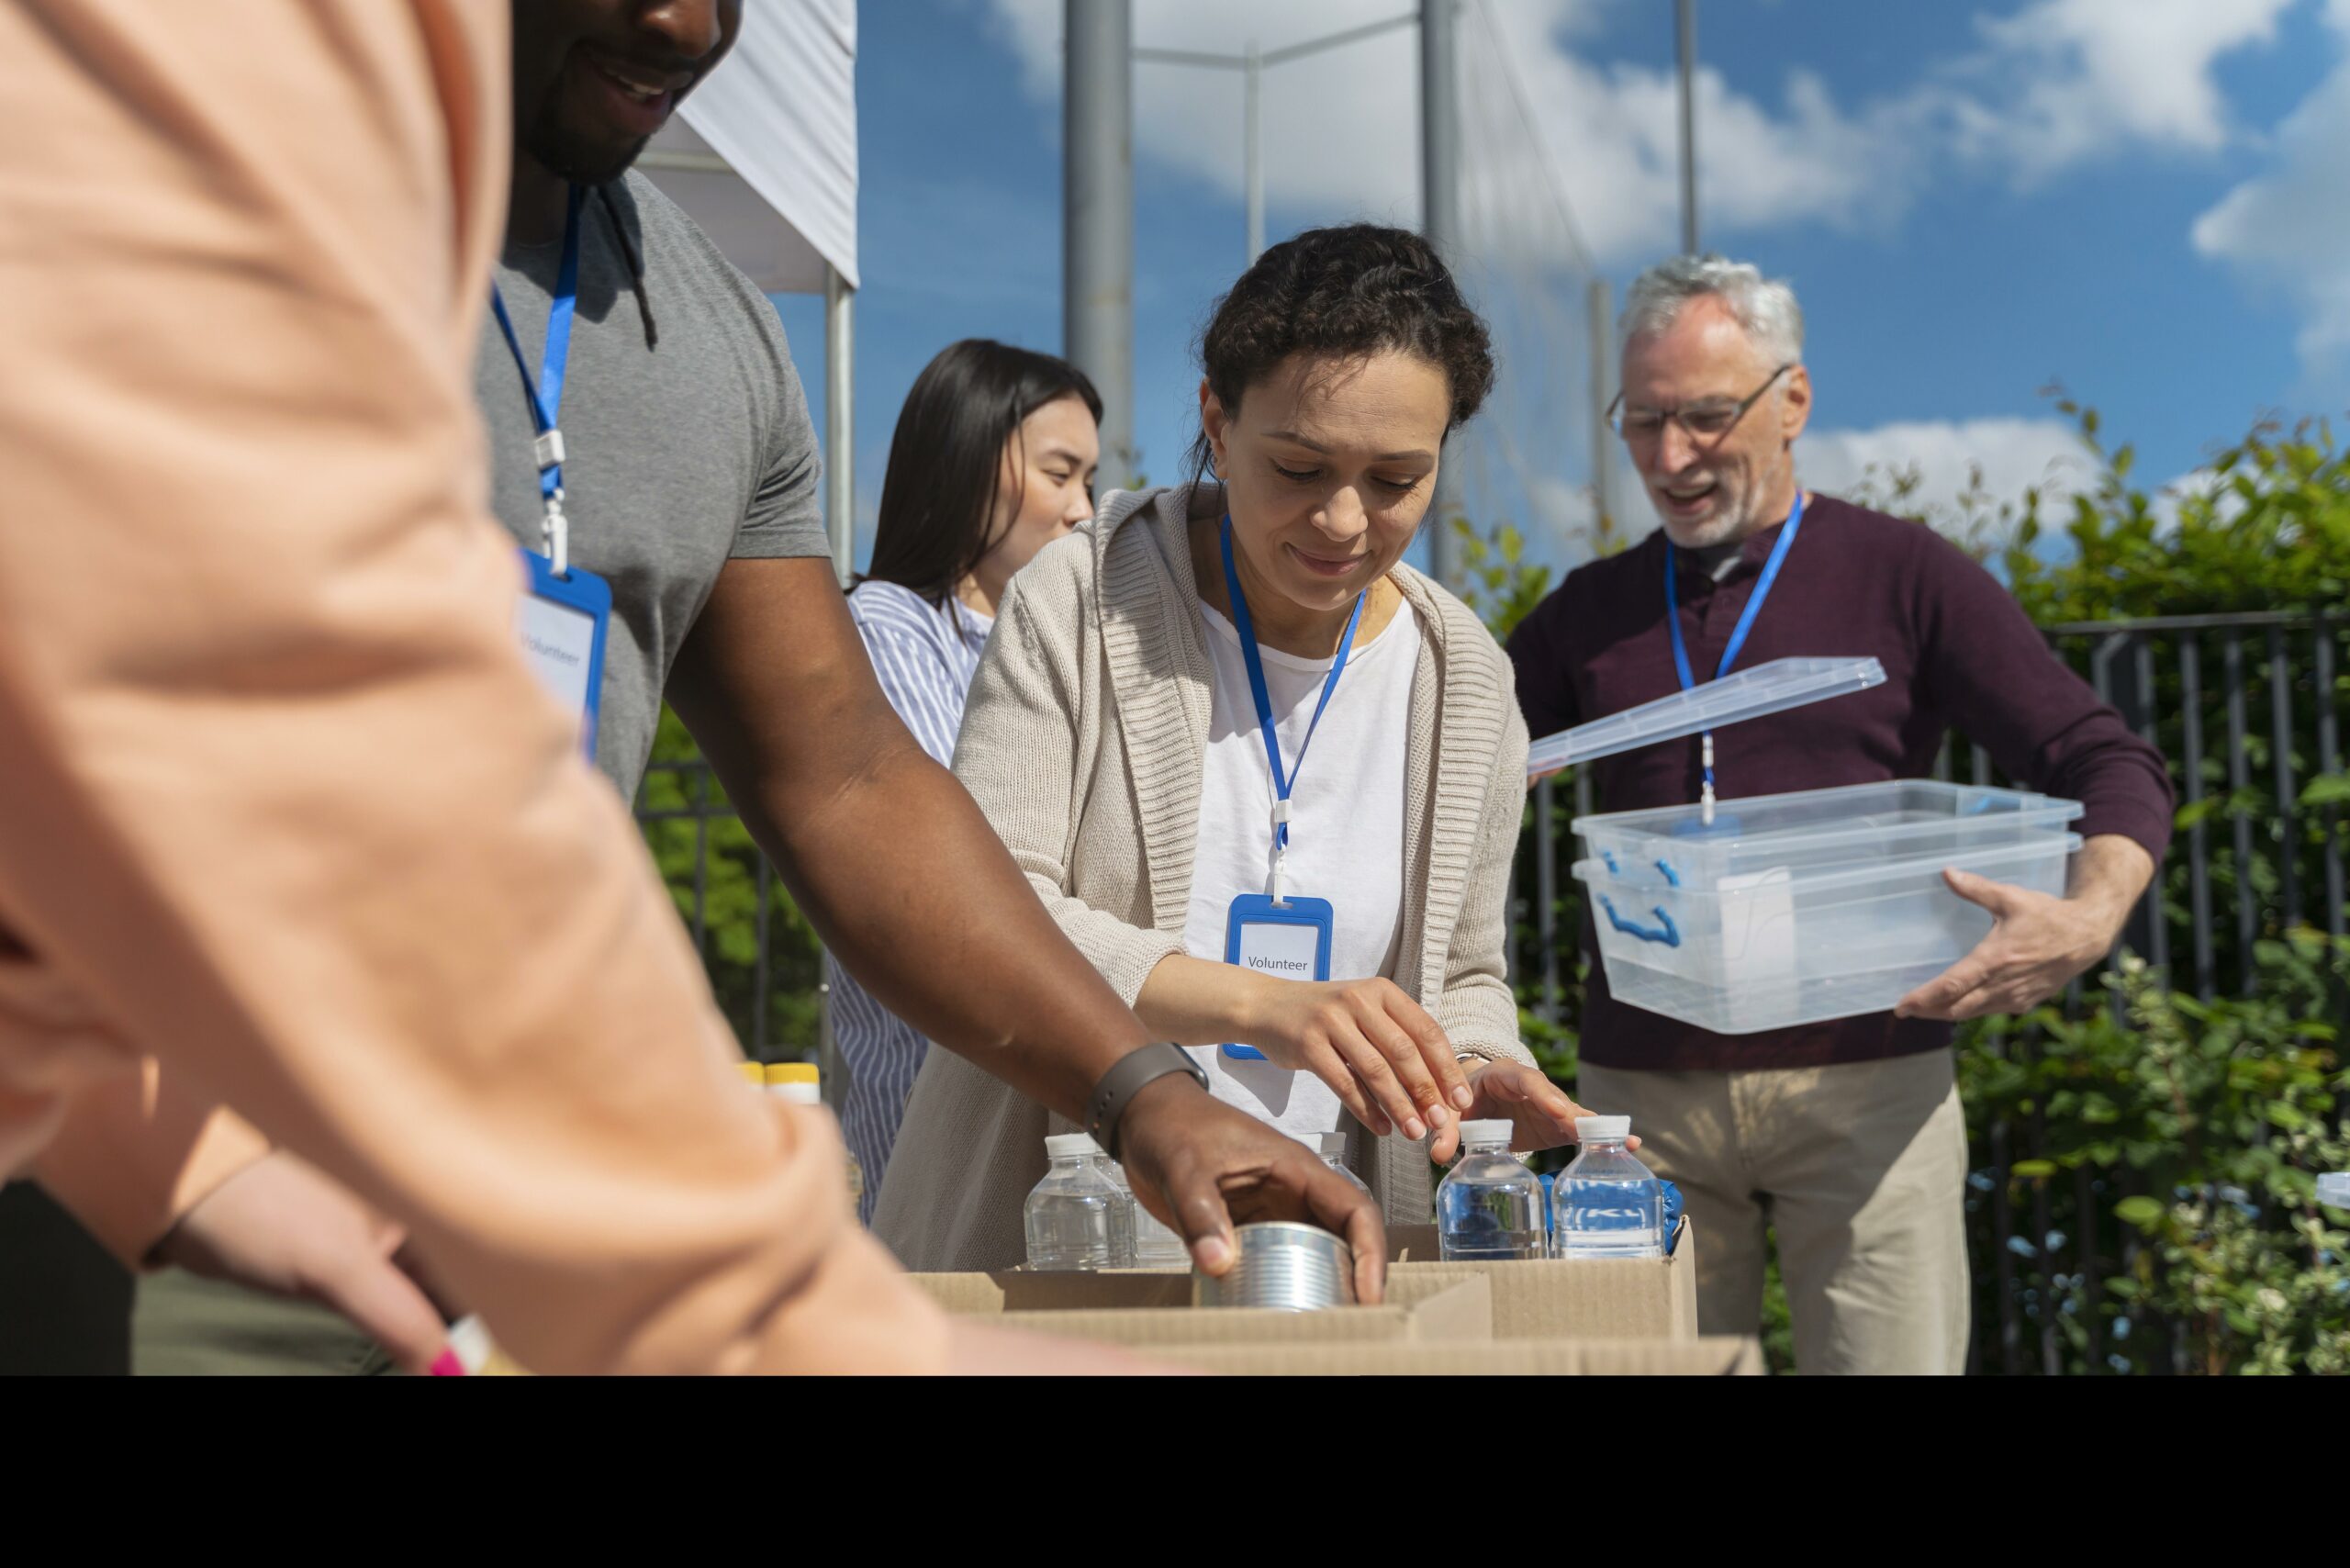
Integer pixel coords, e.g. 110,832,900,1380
1619,255,1805,364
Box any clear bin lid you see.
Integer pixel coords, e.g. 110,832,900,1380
1527,656,1886,779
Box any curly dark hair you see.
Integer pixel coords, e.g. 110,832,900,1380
1187,223,1494,486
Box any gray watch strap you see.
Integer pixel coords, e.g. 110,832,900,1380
1086,1043,1209,1162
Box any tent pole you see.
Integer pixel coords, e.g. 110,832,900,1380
823,264,856,588
817,263,856,1109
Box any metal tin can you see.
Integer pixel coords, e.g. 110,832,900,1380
1192,1220,1356,1311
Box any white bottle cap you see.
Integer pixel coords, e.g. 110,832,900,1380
1316,1132,1348,1157
1574,1114,1631,1142
1045,1133,1097,1159
1460,1119,1515,1144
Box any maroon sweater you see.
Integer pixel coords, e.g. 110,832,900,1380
1505,495,2175,1072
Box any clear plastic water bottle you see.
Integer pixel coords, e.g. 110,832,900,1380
1024,1134,1133,1271
1102,1157,1188,1267
1316,1131,1373,1197
1437,1120,1547,1260
1552,1115,1665,1260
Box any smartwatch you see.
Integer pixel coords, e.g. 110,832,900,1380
1086,1042,1210,1162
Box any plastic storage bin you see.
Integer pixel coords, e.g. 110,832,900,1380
1571,780,2085,1035
1578,779,2084,893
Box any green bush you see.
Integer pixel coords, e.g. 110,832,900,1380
1961,933,2349,1375
637,707,822,1063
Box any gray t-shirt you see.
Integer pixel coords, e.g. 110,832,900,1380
476,172,830,801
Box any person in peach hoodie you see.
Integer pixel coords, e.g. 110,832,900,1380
0,0,1372,1374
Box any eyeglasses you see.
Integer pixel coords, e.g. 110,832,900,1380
1608,363,1796,446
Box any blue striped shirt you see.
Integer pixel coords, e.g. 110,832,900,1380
829,579,991,1222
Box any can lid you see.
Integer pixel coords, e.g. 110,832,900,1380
1229,1219,1352,1253
764,1062,820,1085
736,1061,766,1085
1575,1114,1632,1142
1460,1119,1515,1144
1045,1133,1099,1159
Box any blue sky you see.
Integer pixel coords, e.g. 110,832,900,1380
771,0,2350,574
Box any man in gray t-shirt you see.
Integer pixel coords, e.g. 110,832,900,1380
476,171,830,800
118,0,1382,1377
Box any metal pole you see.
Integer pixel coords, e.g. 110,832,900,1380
1419,0,1462,588
1066,0,1136,482
818,263,856,1104
1587,276,1616,543
1244,39,1264,265
1676,0,1698,255
823,265,856,586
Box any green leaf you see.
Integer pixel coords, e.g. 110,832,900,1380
2300,772,2350,809
2114,1195,2166,1229
2174,797,2227,831
2009,1159,2057,1179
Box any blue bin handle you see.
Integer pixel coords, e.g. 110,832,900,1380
1598,893,1681,947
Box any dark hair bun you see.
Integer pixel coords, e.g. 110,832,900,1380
1191,224,1494,480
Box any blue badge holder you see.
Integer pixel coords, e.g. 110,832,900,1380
1221,893,1334,1061
520,547,611,763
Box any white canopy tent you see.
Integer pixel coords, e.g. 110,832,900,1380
641,0,859,582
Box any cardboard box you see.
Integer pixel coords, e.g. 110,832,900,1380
1159,1338,1763,1376
1381,1217,1699,1340
902,1218,1712,1371
996,1276,1490,1348
908,1270,1492,1348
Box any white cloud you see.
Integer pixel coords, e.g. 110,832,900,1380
984,0,1930,265
1791,419,2238,549
1798,417,2090,538
2190,16,2350,368
1458,2,1930,264
982,1,2350,404
1948,0,2297,183
983,0,2310,277
985,0,2320,280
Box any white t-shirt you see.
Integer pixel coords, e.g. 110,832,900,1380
1181,593,1420,1145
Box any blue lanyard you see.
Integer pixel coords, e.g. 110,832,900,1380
1218,515,1366,862
489,185,586,538
1664,491,1805,807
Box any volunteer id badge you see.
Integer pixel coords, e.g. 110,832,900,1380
516,548,611,762
1221,893,1334,1061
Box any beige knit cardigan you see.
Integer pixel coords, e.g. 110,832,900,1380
871,482,1534,1272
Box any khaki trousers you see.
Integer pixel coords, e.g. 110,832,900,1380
1580,1049,1970,1374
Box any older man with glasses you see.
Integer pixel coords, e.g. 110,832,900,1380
1505,255,2174,1374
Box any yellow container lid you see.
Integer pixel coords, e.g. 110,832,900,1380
765,1062,821,1086
737,1061,767,1085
